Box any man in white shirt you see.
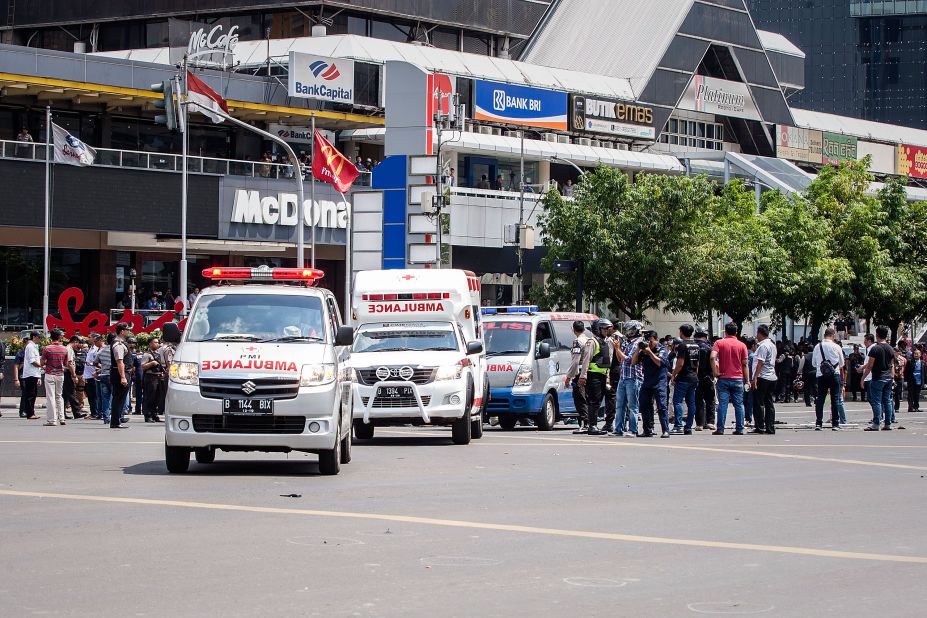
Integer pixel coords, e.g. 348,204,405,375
20,331,42,419
812,327,846,430
83,335,101,419
750,325,778,434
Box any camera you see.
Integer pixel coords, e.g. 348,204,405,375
638,340,648,350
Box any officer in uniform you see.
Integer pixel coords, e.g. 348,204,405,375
564,320,590,435
694,326,717,431
580,319,613,436
604,320,624,434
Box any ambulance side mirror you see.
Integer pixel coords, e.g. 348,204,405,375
536,342,551,360
466,340,483,355
162,321,182,344
335,326,354,347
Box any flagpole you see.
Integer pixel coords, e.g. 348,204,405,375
180,57,189,316
340,190,351,325
42,105,51,334
310,113,316,269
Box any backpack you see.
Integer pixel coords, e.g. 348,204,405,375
816,343,836,380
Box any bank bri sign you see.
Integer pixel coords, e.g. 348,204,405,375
473,80,568,131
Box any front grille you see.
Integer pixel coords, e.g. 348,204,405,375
199,377,300,401
361,396,432,408
356,367,435,386
192,415,306,434
486,399,511,413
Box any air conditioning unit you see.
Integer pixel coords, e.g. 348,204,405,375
616,143,629,151
491,127,503,136
557,135,570,144
504,131,520,138
590,140,601,148
478,126,494,135
575,138,592,147
602,142,614,149
544,133,559,143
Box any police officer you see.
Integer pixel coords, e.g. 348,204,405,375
604,319,624,435
579,319,613,436
564,320,590,435
694,326,717,431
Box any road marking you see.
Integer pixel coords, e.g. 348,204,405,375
0,440,161,445
1,488,925,565
378,430,927,471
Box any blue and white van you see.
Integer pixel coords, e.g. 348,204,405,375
481,306,598,430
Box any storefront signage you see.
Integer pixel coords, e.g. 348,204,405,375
678,75,762,121
896,143,927,179
188,24,238,63
473,80,568,131
776,125,823,164
570,95,655,140
267,124,335,146
822,132,858,165
46,287,187,338
218,177,350,246
169,18,238,69
288,52,355,105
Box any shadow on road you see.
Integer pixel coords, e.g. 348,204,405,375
352,436,455,447
122,459,325,477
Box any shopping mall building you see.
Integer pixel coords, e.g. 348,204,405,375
2,0,927,327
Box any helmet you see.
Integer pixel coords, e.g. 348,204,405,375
623,320,643,337
593,319,613,334
793,379,804,393
694,325,709,337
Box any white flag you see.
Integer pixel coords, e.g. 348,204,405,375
52,123,96,167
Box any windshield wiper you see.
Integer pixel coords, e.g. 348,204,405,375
203,335,262,342
427,347,459,351
487,350,526,357
262,336,324,343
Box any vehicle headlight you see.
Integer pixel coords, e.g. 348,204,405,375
301,363,336,386
169,362,199,386
514,364,533,387
435,364,464,381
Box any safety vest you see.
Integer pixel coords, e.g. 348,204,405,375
588,336,610,375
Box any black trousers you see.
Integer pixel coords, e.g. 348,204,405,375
572,381,587,427
893,378,903,412
85,378,97,417
143,374,164,420
695,376,716,427
110,379,130,428
753,378,777,433
63,372,81,415
21,376,38,418
585,374,607,430
802,374,817,407
908,382,922,411
603,368,619,431
815,373,841,427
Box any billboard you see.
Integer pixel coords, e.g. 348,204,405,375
678,75,761,121
474,80,568,130
776,125,822,164
570,95,655,140
822,132,858,165
288,52,355,105
896,144,927,179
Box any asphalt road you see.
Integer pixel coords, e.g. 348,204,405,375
1,400,925,617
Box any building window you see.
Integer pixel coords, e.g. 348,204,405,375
659,117,725,150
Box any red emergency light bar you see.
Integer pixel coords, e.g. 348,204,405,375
203,266,325,284
362,292,450,301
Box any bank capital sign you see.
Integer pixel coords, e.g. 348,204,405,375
474,80,568,131
219,177,351,246
288,51,355,105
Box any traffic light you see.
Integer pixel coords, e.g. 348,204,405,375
151,79,178,131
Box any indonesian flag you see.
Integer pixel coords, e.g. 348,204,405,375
312,130,360,193
186,71,228,123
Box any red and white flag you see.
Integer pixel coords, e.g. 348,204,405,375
312,131,360,193
186,71,228,123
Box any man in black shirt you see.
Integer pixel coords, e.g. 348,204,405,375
862,326,896,431
671,324,700,435
693,327,716,431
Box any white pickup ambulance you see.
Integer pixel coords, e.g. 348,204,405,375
161,266,355,475
349,269,487,444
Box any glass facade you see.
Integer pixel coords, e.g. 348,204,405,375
747,0,927,127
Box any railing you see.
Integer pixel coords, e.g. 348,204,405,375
0,139,373,185
850,1,927,16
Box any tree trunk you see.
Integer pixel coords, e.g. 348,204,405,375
887,318,901,345
809,314,824,344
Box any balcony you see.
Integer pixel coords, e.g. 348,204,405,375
850,1,927,16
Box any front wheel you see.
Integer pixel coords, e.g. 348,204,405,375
318,428,342,476
537,393,557,431
194,447,216,464
353,419,375,440
499,415,517,430
339,425,352,464
451,412,472,445
165,443,190,473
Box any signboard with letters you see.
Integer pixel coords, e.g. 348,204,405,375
288,52,355,105
776,125,823,164
267,123,335,146
570,95,655,140
473,80,568,131
169,18,238,69
678,75,762,121
821,132,858,165
896,143,927,179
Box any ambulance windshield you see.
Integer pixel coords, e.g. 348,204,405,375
353,322,459,353
186,293,326,343
484,321,533,356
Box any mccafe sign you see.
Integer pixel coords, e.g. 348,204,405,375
570,95,655,140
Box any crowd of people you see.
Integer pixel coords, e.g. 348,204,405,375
565,319,921,437
1,323,174,429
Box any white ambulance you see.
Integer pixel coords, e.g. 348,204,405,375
349,269,486,444
161,266,355,475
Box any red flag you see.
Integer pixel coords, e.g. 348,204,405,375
186,71,228,123
312,131,360,193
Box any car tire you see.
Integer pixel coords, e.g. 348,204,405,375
194,447,216,464
537,393,557,431
499,415,517,430
451,411,472,445
353,419,375,440
340,425,352,464
165,443,190,473
319,426,341,476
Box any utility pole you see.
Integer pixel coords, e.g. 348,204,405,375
516,130,526,304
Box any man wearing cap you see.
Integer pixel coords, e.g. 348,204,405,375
693,327,716,431
613,321,643,437
579,319,613,436
603,320,624,435
109,323,131,429
63,335,86,419
634,330,671,438
564,320,590,434
141,337,165,423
